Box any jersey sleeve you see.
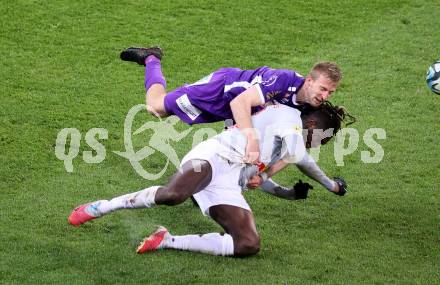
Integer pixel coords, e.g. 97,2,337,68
279,124,307,163
254,70,292,103
295,152,336,191
274,108,306,163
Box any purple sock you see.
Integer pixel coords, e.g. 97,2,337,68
144,55,166,91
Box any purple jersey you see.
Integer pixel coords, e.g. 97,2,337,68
163,66,305,125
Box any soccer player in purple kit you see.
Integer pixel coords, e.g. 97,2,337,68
120,46,342,165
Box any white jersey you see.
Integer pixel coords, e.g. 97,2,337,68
182,104,335,193
213,105,306,166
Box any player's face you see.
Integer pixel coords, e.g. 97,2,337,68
303,75,338,107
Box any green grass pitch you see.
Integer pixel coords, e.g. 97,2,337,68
1,0,440,284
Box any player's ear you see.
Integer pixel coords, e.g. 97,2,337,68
304,75,313,85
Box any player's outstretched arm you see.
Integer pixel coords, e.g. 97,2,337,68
244,160,287,191
252,160,312,200
260,154,346,196
260,179,313,200
295,152,346,196
230,86,265,164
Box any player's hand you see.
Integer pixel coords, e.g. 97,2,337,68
332,177,347,196
274,180,313,200
244,139,260,164
247,175,263,189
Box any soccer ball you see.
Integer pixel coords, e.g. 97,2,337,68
426,60,440,95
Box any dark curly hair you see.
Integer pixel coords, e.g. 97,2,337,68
301,101,356,146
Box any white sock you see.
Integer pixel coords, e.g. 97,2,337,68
162,232,234,256
95,186,160,215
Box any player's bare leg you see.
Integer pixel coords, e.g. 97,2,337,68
68,160,212,226
154,159,212,205
209,205,260,257
120,46,169,117
146,83,167,117
137,204,259,257
69,158,258,257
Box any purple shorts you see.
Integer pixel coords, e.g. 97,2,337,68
163,66,291,125
164,68,236,125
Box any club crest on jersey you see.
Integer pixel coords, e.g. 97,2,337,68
292,125,302,133
261,75,278,87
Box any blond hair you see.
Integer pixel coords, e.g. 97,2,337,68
310,62,342,83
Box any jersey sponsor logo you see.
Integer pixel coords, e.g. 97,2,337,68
176,94,202,121
265,90,280,100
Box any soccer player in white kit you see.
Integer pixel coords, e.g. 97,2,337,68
68,103,350,257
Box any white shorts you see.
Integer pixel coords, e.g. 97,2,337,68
180,139,251,217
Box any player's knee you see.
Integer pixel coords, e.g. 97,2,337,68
233,234,260,257
146,94,167,117
146,103,167,117
158,186,188,206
